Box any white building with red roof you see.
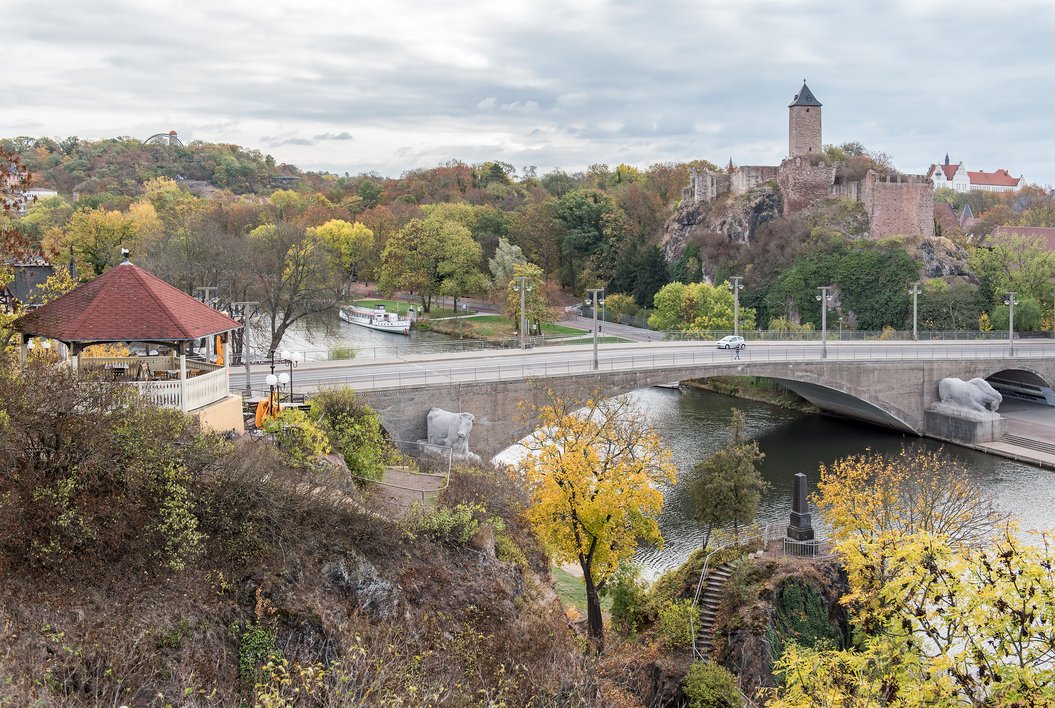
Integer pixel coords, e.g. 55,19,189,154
928,154,1022,193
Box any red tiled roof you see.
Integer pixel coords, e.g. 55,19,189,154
967,169,1020,187
11,261,242,342
927,164,960,181
992,226,1055,251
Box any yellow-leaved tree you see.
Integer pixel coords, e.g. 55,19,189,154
768,447,1055,706
517,391,675,650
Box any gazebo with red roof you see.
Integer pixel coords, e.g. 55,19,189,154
11,257,243,417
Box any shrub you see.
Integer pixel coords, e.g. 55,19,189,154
878,325,897,340
238,622,278,682
262,408,331,464
328,346,356,360
495,534,528,567
682,661,742,707
309,388,389,480
412,503,483,546
0,363,225,573
657,599,701,650
603,562,650,634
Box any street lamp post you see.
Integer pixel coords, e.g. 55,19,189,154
232,301,258,396
729,277,744,337
514,276,532,350
1005,292,1019,356
265,373,278,419
585,288,605,370
909,282,921,341
279,350,298,402
816,286,833,359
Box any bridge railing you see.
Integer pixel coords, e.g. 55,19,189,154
262,339,1055,393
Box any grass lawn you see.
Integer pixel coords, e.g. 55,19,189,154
551,565,612,616
540,322,588,336
555,335,632,345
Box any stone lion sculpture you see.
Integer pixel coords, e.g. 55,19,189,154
426,408,475,455
937,377,1002,414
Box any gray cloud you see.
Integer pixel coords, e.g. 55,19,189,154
3,0,1054,183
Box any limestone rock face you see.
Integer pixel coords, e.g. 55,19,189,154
916,236,970,279
323,554,401,619
662,184,783,264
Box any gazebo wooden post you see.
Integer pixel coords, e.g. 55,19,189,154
179,343,188,413
18,337,27,365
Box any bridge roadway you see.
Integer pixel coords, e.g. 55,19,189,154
231,339,1055,460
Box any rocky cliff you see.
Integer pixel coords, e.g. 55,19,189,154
662,184,783,264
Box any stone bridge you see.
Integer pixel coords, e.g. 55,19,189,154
359,355,1055,461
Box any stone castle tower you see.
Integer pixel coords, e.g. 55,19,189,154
788,81,822,157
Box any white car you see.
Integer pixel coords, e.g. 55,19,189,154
717,335,745,350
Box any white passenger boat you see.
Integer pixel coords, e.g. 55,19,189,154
339,304,412,335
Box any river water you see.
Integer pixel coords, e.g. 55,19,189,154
632,386,1055,576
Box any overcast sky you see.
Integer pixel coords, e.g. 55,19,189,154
4,0,1053,185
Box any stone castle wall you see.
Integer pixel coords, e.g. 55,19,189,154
682,169,730,204
859,171,935,238
777,158,836,216
789,106,822,157
730,166,781,195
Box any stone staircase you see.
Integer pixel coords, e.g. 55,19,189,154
1002,433,1055,456
694,562,733,660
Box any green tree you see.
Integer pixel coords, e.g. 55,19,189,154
687,409,768,548
504,262,551,334
554,189,614,289
968,232,1055,307
378,217,485,312
989,297,1044,332
648,281,757,332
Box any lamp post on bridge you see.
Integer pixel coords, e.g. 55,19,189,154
514,277,532,350
816,286,833,359
909,282,921,341
729,276,743,337
1005,292,1019,357
585,288,605,370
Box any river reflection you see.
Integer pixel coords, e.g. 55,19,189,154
632,386,1055,576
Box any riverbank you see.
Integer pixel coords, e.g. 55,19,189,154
681,376,819,413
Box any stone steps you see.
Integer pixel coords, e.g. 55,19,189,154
1003,434,1055,455
694,563,733,660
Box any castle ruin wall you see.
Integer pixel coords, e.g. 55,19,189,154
859,171,935,238
777,158,836,216
730,166,781,195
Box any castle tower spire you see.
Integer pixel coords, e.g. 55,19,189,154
788,80,822,158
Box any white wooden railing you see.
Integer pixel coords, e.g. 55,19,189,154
131,367,229,411
182,367,229,411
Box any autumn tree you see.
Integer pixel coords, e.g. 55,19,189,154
517,391,676,650
43,207,138,276
771,447,1052,705
687,409,768,550
308,219,374,291
244,222,343,352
